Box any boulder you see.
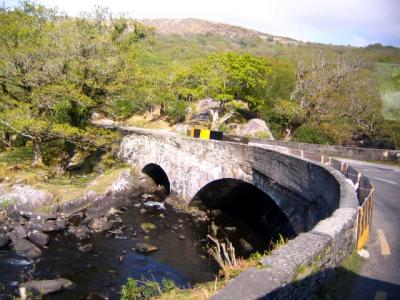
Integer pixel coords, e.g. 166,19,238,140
68,212,84,225
223,226,237,233
239,238,253,252
12,225,27,239
0,233,10,248
89,217,113,233
0,185,53,212
67,225,77,234
135,242,159,254
74,225,90,240
41,219,66,232
171,123,190,135
187,98,220,123
28,230,49,246
78,243,93,253
10,232,42,258
234,118,274,139
91,112,115,126
19,278,75,299
194,98,220,113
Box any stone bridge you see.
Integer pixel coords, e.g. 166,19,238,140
117,126,359,299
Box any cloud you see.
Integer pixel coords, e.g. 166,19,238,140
4,0,400,46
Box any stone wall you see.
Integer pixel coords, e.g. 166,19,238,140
250,138,400,161
211,170,358,299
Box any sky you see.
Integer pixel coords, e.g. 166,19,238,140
4,0,400,47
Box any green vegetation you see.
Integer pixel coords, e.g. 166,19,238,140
120,278,176,300
0,143,127,210
292,125,329,144
0,197,17,209
140,222,157,231
317,251,364,300
0,2,140,170
1,2,400,155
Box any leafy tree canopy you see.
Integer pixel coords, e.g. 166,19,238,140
0,1,151,168
174,52,273,111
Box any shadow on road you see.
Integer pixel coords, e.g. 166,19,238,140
264,267,400,300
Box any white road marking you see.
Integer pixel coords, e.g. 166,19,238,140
374,291,387,300
377,229,391,256
368,176,398,185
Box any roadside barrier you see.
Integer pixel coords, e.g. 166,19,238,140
189,128,223,141
277,148,374,251
188,128,249,143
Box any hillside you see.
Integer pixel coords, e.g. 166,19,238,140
130,19,400,147
140,18,298,45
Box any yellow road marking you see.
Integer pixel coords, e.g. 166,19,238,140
374,291,387,300
377,229,391,256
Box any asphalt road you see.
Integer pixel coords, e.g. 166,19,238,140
341,160,400,300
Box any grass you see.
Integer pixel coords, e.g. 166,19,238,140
125,114,171,129
156,256,263,300
0,197,18,209
0,145,33,164
140,222,157,231
317,250,364,300
0,145,128,210
35,167,126,208
153,237,284,300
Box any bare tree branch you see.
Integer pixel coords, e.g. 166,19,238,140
0,119,34,139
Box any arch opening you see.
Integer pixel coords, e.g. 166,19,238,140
142,163,170,195
192,178,295,255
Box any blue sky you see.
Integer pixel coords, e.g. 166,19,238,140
4,0,400,47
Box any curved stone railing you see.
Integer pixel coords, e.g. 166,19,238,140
210,143,373,300
250,142,375,251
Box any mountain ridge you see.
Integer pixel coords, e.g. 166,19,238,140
139,18,298,45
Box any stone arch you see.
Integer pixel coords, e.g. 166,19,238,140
142,163,171,195
192,178,295,244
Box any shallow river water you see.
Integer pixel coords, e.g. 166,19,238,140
0,195,271,299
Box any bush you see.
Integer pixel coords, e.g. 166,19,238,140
376,120,400,149
113,99,136,118
164,99,187,124
292,125,328,144
319,122,354,145
120,278,176,300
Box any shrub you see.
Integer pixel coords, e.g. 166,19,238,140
120,278,176,300
164,99,187,124
140,222,156,231
292,125,328,144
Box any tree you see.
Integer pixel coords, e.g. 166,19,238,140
173,52,274,129
176,52,272,110
290,53,382,142
0,2,149,172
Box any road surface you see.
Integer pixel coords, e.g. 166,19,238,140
342,160,400,300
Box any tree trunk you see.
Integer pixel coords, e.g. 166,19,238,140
33,137,44,165
55,141,76,176
55,152,74,176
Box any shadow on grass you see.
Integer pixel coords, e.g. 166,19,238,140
265,267,400,300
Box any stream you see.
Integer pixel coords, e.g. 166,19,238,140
0,195,269,299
